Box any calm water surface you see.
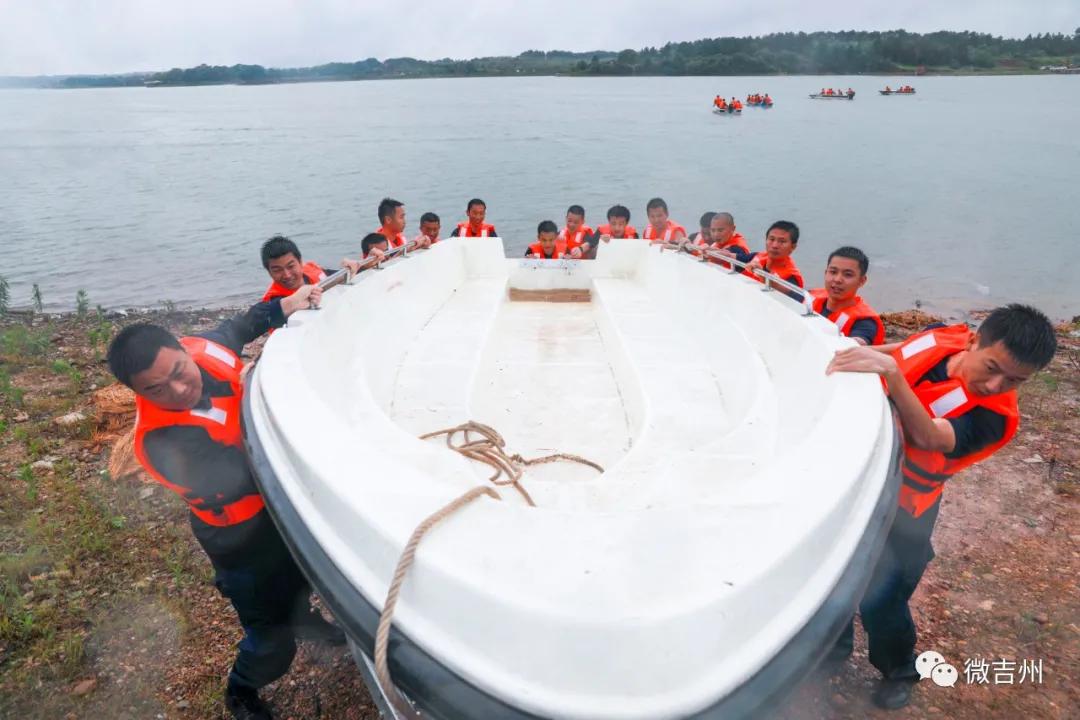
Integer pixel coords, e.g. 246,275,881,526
1,75,1077,317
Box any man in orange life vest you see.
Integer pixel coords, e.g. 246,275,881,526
558,205,593,259
374,197,429,250
415,211,442,245
526,220,564,259
826,304,1057,709
809,246,885,346
706,212,754,266
450,198,498,238
745,220,804,293
259,235,328,304
361,232,389,259
688,211,716,245
587,205,638,259
106,296,346,720
642,197,687,243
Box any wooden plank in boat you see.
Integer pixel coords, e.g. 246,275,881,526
507,287,591,303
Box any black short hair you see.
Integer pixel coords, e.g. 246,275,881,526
260,234,301,270
107,323,182,389
466,198,486,212
977,304,1057,369
699,211,717,230
537,220,558,235
766,220,800,245
378,197,403,225
362,232,388,254
567,205,585,218
607,205,630,221
646,197,668,213
420,212,440,224
827,246,869,275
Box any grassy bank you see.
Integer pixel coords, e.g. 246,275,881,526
0,308,1076,719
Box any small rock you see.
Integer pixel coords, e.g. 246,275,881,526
54,411,87,427
14,411,29,423
175,700,190,709
928,707,942,714
1021,454,1045,464
981,573,997,582
978,599,995,611
830,692,847,706
1032,612,1050,624
31,459,55,471
139,486,155,500
71,678,97,696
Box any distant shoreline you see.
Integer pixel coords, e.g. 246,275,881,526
3,28,1076,89
4,67,1073,91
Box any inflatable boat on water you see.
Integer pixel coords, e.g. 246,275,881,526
243,238,901,719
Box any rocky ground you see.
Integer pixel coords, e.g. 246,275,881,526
0,307,1076,719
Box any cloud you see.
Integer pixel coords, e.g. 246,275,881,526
1,0,1076,76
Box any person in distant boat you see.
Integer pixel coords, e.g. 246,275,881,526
847,87,855,98
642,198,687,243
826,304,1057,710
106,300,346,720
361,232,389,259
808,246,884,345
745,220,804,295
688,211,717,245
885,85,892,92
707,212,754,266
714,95,724,108
451,198,498,237
558,205,593,259
763,93,773,104
416,212,442,245
733,98,743,111
374,197,412,248
526,220,564,259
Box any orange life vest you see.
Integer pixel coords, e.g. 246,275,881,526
809,289,885,345
527,242,563,259
596,223,638,238
132,337,265,528
891,325,1020,518
261,261,326,302
642,220,687,242
707,232,750,267
456,222,496,238
557,225,594,253
376,227,406,248
745,252,804,288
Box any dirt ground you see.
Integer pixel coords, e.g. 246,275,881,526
1,307,1076,719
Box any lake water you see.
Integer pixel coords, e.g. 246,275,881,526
1,75,1077,318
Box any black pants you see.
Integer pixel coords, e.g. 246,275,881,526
837,503,939,681
210,525,313,690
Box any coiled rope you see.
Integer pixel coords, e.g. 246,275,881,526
373,421,603,716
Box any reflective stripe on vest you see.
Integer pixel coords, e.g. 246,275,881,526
456,222,493,238
643,221,685,242
132,337,265,527
596,224,638,238
892,325,1020,518
809,290,885,345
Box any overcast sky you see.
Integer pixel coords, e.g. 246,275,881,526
1,0,1077,76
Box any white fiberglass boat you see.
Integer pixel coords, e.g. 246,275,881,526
243,237,901,719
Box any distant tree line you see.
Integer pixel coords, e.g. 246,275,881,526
7,29,1078,89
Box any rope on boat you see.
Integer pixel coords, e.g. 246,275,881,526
373,484,499,717
418,421,604,506
373,420,603,716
